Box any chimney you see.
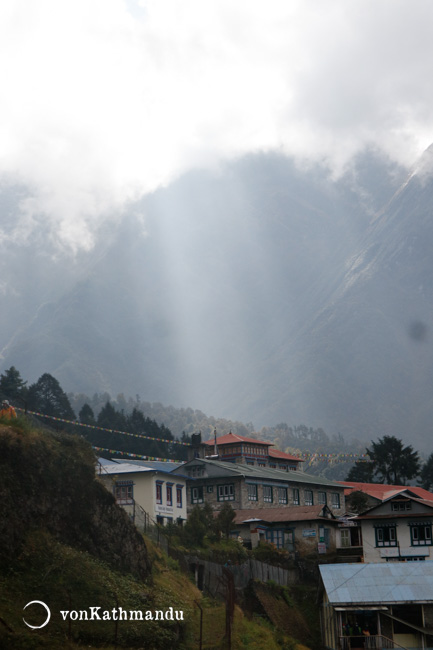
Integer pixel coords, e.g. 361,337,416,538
189,431,202,460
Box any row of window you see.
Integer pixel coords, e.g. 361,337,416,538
375,523,432,547
156,481,184,508
191,483,341,507
221,445,268,456
245,460,296,471
250,485,340,508
191,485,234,503
262,527,330,550
114,481,184,508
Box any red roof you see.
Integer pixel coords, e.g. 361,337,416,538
338,481,433,501
203,432,273,447
269,448,302,463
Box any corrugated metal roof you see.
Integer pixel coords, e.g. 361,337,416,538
235,505,334,525
320,562,433,605
99,463,155,475
181,458,342,488
111,459,183,472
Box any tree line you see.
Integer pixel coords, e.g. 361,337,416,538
2,365,433,488
346,435,433,491
0,366,190,461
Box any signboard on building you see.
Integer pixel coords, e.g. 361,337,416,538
303,528,316,537
338,517,357,527
318,542,327,554
155,505,174,514
400,547,429,557
380,548,399,558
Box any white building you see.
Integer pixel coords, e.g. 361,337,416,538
356,491,433,563
98,460,188,526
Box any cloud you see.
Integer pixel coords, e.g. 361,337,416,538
1,0,433,250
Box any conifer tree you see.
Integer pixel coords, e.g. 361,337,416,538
27,373,75,420
0,366,27,404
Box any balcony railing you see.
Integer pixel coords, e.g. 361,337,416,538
339,634,409,649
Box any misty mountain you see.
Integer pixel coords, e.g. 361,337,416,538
3,148,433,450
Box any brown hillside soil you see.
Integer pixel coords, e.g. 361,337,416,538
251,582,315,648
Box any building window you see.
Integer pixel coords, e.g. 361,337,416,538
263,486,273,503
176,486,183,508
156,515,164,525
318,491,327,505
375,525,397,547
331,492,341,509
305,490,313,506
207,485,213,493
247,484,258,501
190,466,204,477
156,482,163,504
191,486,204,504
258,461,266,467
166,484,173,506
410,523,432,546
217,484,235,501
293,488,300,505
115,482,133,504
279,465,287,471
340,529,351,548
266,529,284,548
278,487,288,504
392,501,412,511
270,463,277,468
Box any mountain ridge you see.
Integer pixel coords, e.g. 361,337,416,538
1,148,432,449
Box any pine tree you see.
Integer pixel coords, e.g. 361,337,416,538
0,366,27,404
27,373,75,420
367,436,420,484
347,435,421,485
79,403,96,425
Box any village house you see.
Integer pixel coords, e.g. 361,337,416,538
355,491,433,563
319,561,433,650
98,459,188,526
171,454,345,556
333,483,433,563
338,480,433,511
171,456,344,514
232,504,339,552
189,431,303,471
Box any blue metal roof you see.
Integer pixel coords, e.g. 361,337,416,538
320,562,433,605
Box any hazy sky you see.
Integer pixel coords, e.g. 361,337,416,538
1,0,433,251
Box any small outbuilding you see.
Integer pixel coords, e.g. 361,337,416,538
319,562,433,649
